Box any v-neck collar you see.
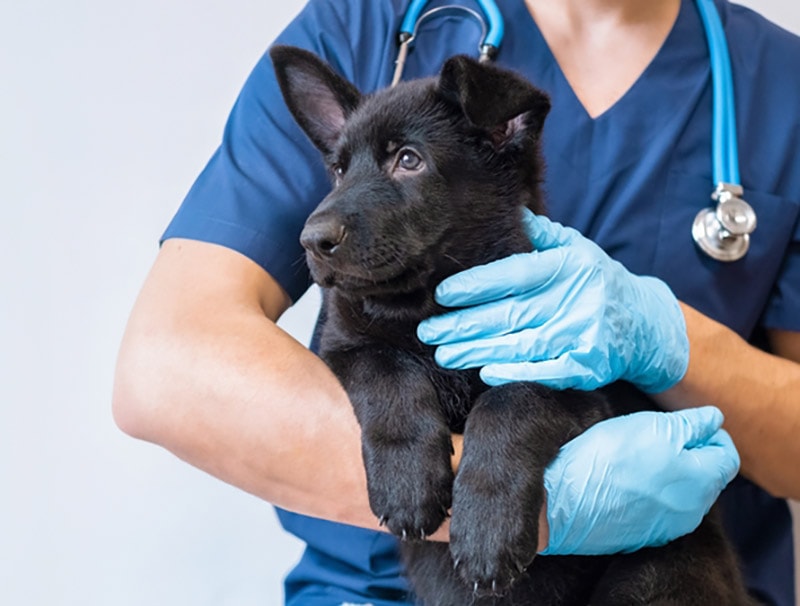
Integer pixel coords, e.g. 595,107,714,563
501,0,700,124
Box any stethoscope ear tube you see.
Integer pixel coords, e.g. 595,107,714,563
393,0,503,86
692,0,756,261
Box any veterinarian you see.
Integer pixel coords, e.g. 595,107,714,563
113,0,800,604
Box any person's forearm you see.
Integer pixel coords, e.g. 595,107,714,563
655,303,800,499
114,310,550,545
113,240,379,529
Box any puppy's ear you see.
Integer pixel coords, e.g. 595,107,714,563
270,45,361,154
438,55,551,149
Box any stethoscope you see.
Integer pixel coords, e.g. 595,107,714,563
393,0,757,262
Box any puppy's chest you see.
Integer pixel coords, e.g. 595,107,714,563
319,299,485,432
427,363,485,433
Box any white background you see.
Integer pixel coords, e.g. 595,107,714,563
1,1,798,604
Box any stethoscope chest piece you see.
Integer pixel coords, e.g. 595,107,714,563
691,183,756,262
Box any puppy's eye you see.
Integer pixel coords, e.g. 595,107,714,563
397,149,423,172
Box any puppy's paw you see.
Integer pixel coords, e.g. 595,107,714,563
364,438,454,541
449,468,540,595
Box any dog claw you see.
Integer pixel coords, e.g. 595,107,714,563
401,529,408,541
419,529,426,540
492,580,497,594
453,558,460,571
378,515,387,527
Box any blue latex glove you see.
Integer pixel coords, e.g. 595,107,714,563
417,210,689,393
541,407,740,555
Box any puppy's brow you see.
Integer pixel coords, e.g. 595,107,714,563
386,140,400,154
332,146,351,166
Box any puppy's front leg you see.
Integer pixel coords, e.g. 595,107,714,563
450,383,607,596
326,347,454,540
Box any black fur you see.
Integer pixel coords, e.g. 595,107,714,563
270,45,754,605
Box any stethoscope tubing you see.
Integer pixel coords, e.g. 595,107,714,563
399,0,504,48
695,0,740,184
398,0,739,186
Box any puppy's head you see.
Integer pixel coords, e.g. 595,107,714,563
270,45,550,298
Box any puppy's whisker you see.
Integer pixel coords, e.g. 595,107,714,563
442,253,465,268
291,253,307,269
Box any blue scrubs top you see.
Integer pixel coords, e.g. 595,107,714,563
163,0,800,604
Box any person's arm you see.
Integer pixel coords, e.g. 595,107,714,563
655,306,800,500
113,238,374,528
417,210,791,507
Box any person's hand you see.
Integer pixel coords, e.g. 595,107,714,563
540,407,740,555
417,210,689,393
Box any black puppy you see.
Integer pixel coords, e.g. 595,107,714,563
270,45,753,605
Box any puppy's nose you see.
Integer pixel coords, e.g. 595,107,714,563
300,219,347,257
